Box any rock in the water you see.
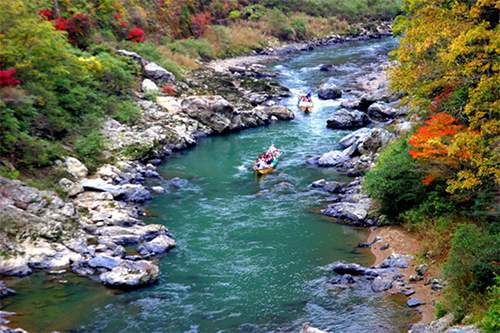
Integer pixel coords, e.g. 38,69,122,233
371,276,393,292
333,263,367,275
318,82,342,99
318,150,349,167
330,274,356,284
0,282,16,297
137,234,176,256
89,255,122,270
299,322,329,333
100,260,160,288
326,109,369,129
407,298,421,307
319,64,338,72
337,128,371,149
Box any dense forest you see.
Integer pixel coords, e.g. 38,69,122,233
1,0,499,331
364,0,500,330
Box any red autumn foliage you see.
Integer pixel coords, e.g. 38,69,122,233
190,12,214,38
38,10,54,20
409,113,470,185
127,26,145,42
0,68,21,87
38,10,91,47
409,113,464,161
161,85,176,96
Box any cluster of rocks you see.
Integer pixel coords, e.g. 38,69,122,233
311,177,375,226
409,314,483,333
330,253,413,292
0,156,175,289
107,50,296,163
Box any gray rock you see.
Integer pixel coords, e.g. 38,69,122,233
65,157,88,179
318,150,349,167
142,79,158,92
367,102,399,119
326,109,369,129
100,260,160,288
144,62,176,83
151,186,165,193
58,178,84,197
333,263,367,275
415,264,429,276
299,322,329,333
338,128,371,149
378,258,409,269
0,281,16,297
407,298,421,307
405,289,416,296
371,276,393,292
88,255,122,270
330,274,355,284
319,64,338,72
323,181,344,193
318,82,342,99
137,234,176,255
321,200,371,224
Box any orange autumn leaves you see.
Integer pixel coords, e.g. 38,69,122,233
408,112,469,186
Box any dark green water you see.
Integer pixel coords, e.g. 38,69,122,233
3,37,419,333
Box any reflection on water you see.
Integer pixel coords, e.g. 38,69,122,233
3,37,419,333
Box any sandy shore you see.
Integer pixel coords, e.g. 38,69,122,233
367,225,441,324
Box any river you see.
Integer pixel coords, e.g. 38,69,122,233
3,37,420,333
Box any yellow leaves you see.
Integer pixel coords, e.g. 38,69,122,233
77,56,103,74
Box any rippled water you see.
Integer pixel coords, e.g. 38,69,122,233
3,37,419,333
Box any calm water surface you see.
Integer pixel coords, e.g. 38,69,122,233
3,37,419,333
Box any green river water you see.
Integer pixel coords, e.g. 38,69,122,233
2,37,420,333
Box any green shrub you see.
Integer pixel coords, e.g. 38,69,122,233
483,275,500,333
443,224,500,318
125,41,183,79
364,138,426,219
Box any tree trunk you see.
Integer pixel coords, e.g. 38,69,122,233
52,0,61,17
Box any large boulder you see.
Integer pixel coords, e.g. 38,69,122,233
318,150,349,167
144,62,176,83
318,82,342,99
142,79,158,93
337,128,371,149
333,263,367,275
326,109,369,129
356,127,394,155
65,157,88,179
182,95,243,133
137,234,176,256
367,102,399,119
261,105,294,120
321,199,371,224
100,260,160,288
371,276,393,292
80,179,153,203
88,255,122,270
